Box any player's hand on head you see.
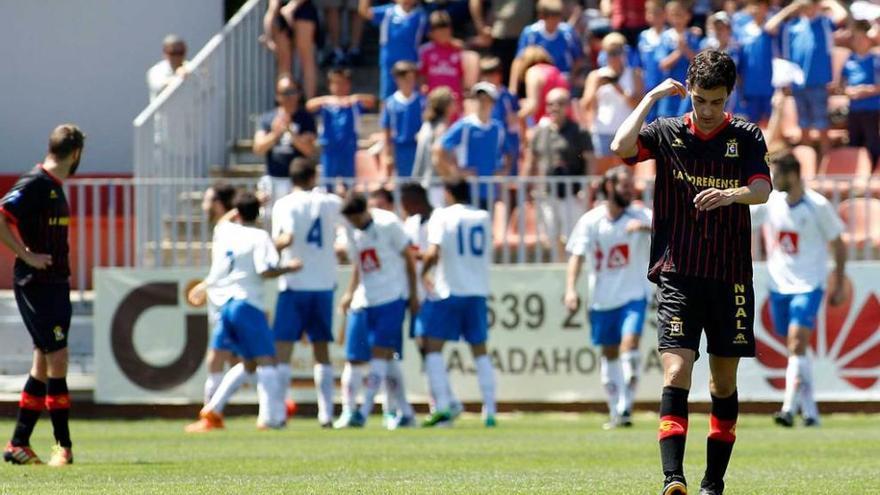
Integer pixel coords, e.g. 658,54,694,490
649,79,687,100
23,251,52,270
693,188,735,211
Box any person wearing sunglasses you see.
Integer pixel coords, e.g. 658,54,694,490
147,34,189,102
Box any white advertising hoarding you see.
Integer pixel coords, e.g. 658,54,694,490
94,264,880,404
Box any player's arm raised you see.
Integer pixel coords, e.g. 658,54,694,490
611,78,686,160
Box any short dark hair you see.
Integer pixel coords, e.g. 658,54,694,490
212,182,237,211
429,10,452,29
770,152,801,177
341,191,368,215
48,124,85,159
392,60,418,77
479,57,502,76
601,165,631,198
369,187,394,205
852,19,872,34
328,67,352,80
400,182,429,205
444,176,471,204
686,49,737,94
290,157,317,186
234,191,261,223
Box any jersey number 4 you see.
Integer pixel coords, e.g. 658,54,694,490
307,218,323,248
457,224,486,256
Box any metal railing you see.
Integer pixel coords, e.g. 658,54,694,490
65,175,880,301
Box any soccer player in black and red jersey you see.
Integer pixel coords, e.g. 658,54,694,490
0,124,85,467
611,50,772,495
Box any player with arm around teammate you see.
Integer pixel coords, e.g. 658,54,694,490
564,166,652,430
418,177,497,428
750,152,847,428
187,192,302,431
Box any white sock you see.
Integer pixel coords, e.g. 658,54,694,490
341,362,364,414
782,355,801,414
382,375,396,417
314,363,335,424
256,365,284,426
204,371,224,406
205,363,249,414
475,354,496,417
386,359,414,418
359,359,389,419
277,363,292,403
798,354,819,420
620,350,640,415
600,356,624,419
425,352,452,412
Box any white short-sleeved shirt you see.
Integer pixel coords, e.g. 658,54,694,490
426,204,492,299
271,188,343,291
751,189,844,294
346,208,411,307
404,212,431,301
204,222,279,310
566,204,653,311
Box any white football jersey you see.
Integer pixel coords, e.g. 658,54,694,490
204,222,279,309
426,204,491,299
751,189,844,294
404,212,431,301
566,204,652,311
346,208,411,307
271,188,343,291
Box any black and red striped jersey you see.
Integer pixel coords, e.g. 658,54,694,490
0,165,70,284
624,113,771,284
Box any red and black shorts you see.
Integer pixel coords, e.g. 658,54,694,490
657,273,755,358
13,281,72,354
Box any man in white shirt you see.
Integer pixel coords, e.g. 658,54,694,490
564,166,653,429
271,158,343,428
335,193,419,429
147,34,189,101
186,192,301,431
418,177,497,427
751,152,847,427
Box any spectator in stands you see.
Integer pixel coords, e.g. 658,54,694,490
601,0,648,47
253,76,317,210
368,187,396,211
841,20,880,169
481,57,521,176
263,0,320,99
527,88,591,254
766,0,848,159
358,0,428,100
638,0,667,123
736,0,775,124
318,0,364,66
512,0,583,91
469,0,537,85
382,62,425,178
702,12,742,115
581,33,644,161
516,46,571,125
306,68,377,181
147,34,188,101
438,82,514,209
415,87,456,205
419,11,465,120
656,0,701,119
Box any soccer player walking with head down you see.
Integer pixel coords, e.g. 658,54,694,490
612,50,772,495
0,124,84,466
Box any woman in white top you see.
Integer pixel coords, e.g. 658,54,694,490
580,32,644,158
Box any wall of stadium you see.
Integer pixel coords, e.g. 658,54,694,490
0,0,223,174
93,264,880,404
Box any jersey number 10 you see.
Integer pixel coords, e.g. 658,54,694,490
457,224,486,256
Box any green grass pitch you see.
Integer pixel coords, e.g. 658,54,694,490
1,413,878,494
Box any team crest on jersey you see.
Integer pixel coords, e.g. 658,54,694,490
668,317,684,337
764,152,771,165
725,139,739,158
778,231,799,255
49,190,58,200
607,244,630,269
360,248,381,273
671,137,686,148
53,325,64,341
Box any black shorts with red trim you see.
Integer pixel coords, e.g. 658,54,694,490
13,281,72,354
657,273,755,358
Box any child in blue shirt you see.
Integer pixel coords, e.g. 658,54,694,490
358,0,428,100
480,57,521,176
638,0,667,123
841,20,880,168
656,1,702,118
516,0,583,79
381,61,425,177
735,0,775,124
306,68,376,180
